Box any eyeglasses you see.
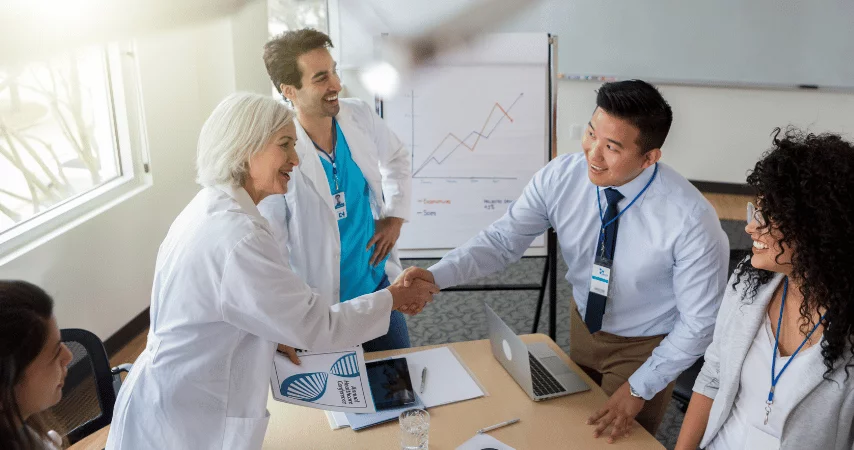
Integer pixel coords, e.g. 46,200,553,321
746,202,767,227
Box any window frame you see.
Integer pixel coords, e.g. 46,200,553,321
0,42,152,262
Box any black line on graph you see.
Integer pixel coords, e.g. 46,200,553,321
411,93,524,178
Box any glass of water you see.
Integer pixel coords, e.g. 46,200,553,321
399,408,430,450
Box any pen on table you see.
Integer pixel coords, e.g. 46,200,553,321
477,418,520,434
419,367,427,394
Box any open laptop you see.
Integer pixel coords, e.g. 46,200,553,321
485,303,590,401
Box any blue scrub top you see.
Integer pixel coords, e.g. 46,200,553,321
317,122,388,302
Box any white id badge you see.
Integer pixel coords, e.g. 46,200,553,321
333,192,347,220
590,257,612,297
745,425,781,450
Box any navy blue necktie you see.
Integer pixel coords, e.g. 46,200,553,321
584,187,624,333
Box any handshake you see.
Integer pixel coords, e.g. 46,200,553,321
387,267,440,316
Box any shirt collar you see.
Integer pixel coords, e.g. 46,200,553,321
605,163,658,204
215,184,264,221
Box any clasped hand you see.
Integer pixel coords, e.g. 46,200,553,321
388,267,440,315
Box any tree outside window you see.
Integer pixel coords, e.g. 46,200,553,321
268,0,328,37
0,47,121,235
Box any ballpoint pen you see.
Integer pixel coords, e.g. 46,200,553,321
477,418,520,434
419,367,427,394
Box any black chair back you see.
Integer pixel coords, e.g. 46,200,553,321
50,329,122,444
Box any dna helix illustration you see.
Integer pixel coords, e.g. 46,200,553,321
280,352,360,402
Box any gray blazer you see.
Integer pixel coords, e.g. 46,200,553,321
694,273,854,449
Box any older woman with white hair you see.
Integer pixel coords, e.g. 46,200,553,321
106,93,436,450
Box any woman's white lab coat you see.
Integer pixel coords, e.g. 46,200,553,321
106,185,393,450
258,98,411,303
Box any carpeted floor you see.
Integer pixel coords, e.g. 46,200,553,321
401,219,750,450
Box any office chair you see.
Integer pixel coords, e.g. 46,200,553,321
50,328,132,444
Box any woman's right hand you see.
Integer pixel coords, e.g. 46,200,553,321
387,277,439,315
277,344,301,365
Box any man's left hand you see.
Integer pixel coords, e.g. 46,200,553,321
587,381,645,443
367,217,404,266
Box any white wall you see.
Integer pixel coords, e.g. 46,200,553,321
344,74,854,184
0,2,271,339
556,80,854,183
6,2,854,340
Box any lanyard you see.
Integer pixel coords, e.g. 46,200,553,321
764,276,826,425
312,118,339,192
595,163,658,258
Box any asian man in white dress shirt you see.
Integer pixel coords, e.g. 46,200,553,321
401,80,729,443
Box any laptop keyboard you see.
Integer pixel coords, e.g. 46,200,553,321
529,353,567,397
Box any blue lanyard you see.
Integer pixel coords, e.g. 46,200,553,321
595,163,658,227
312,118,339,192
764,277,825,424
595,163,658,256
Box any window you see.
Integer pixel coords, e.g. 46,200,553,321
267,0,330,99
268,0,328,37
0,44,148,256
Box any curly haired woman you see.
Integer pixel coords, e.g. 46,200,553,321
675,128,854,450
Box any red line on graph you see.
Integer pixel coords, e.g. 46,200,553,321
413,94,522,177
450,102,514,153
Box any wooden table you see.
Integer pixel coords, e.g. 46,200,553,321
71,334,664,449
68,424,110,450
263,334,663,449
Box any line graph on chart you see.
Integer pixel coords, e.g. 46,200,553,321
410,92,524,180
382,63,548,250
395,83,542,181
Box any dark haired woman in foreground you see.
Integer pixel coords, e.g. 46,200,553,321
1,281,73,450
675,128,854,450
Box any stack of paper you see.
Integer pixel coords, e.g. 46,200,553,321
345,394,425,431
326,346,485,430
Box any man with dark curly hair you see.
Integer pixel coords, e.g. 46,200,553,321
676,128,854,450
403,80,731,441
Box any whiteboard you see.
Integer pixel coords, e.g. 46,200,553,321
333,0,854,89
379,33,551,254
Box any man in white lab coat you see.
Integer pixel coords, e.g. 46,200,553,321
261,29,414,351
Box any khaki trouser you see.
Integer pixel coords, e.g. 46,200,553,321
570,305,675,435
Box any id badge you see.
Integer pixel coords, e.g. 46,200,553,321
590,256,612,297
745,425,780,450
333,191,347,220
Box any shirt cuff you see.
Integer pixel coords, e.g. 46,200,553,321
382,204,410,222
692,365,720,400
428,261,457,290
628,364,670,401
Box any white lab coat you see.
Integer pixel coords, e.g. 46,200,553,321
106,185,393,450
258,98,411,303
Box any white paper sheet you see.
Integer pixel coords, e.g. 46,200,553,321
326,411,350,430
270,346,376,413
399,347,485,408
456,434,516,450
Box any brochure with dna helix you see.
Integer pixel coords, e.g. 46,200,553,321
270,346,377,413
